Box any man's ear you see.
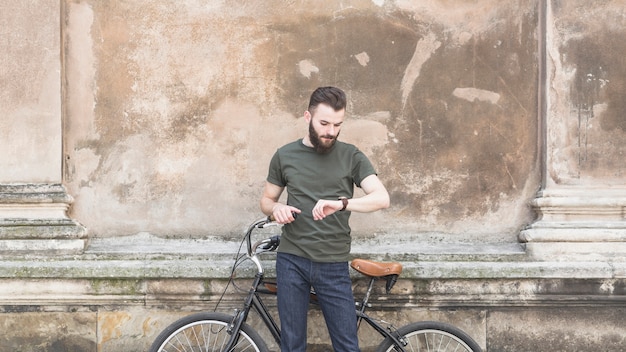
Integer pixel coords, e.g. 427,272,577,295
304,110,311,123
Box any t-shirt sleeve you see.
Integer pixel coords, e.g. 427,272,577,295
352,148,377,188
266,150,286,187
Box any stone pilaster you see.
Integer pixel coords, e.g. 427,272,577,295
0,2,86,253
520,1,626,261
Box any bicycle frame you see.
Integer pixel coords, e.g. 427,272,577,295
225,271,409,352
355,277,408,352
221,216,408,352
224,273,281,350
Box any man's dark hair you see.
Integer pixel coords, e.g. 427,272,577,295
307,86,346,114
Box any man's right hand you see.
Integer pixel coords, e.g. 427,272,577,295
261,181,301,224
271,204,300,224
272,203,301,224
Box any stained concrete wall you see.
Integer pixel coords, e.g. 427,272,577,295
62,0,540,240
3,1,626,351
547,0,626,185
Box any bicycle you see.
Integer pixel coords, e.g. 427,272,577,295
149,216,482,352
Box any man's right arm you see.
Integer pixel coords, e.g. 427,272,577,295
260,181,300,224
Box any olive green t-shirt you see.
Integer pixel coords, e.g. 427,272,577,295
266,139,377,262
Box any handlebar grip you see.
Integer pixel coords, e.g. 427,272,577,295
268,212,298,223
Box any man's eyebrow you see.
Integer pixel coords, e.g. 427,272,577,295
320,119,343,125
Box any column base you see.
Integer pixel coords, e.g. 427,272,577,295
520,185,626,261
0,184,86,254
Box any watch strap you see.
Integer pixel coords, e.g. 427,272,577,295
338,197,348,211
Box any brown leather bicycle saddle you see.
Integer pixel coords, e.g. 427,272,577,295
350,258,402,278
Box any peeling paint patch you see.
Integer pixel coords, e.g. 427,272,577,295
452,87,501,104
600,279,615,294
98,311,131,345
342,119,388,156
371,0,385,6
401,32,441,108
354,51,370,66
298,59,319,78
73,148,100,185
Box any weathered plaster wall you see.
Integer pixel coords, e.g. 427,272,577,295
2,2,626,351
0,1,62,183
63,0,540,240
547,0,626,185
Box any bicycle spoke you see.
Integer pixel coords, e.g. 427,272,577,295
422,331,468,352
152,317,265,352
382,327,478,352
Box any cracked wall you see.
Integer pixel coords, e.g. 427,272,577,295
62,0,541,240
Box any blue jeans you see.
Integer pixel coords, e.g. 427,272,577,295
276,252,360,352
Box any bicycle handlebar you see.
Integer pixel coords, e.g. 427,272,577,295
245,213,297,253
243,213,298,273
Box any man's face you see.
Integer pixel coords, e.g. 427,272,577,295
307,103,345,154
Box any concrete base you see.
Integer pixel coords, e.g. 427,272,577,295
0,234,623,351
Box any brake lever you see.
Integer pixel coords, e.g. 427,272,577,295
261,235,281,251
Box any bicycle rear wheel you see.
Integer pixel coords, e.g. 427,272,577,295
149,312,269,352
375,321,481,352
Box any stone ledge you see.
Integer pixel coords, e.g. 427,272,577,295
0,276,622,310
0,257,623,280
0,234,621,310
0,233,619,275
0,233,621,280
84,231,529,262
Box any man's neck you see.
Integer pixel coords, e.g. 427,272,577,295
302,136,313,148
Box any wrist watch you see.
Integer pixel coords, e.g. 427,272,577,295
338,196,349,211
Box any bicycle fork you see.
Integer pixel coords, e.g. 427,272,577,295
224,273,282,351
224,273,263,351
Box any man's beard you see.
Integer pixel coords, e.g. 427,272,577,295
309,122,339,154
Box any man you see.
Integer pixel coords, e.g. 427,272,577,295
260,86,390,352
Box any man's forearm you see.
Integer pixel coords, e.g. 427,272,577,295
347,174,390,213
344,190,390,213
260,197,278,216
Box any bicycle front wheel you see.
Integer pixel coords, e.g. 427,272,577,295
375,321,481,352
149,312,269,352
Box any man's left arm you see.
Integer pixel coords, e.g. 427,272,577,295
344,174,390,213
312,174,390,220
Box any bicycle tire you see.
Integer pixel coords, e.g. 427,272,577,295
375,321,482,352
149,312,269,352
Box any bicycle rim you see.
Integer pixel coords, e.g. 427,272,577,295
375,321,481,352
149,312,268,352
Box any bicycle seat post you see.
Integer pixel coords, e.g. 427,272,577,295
357,276,377,315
